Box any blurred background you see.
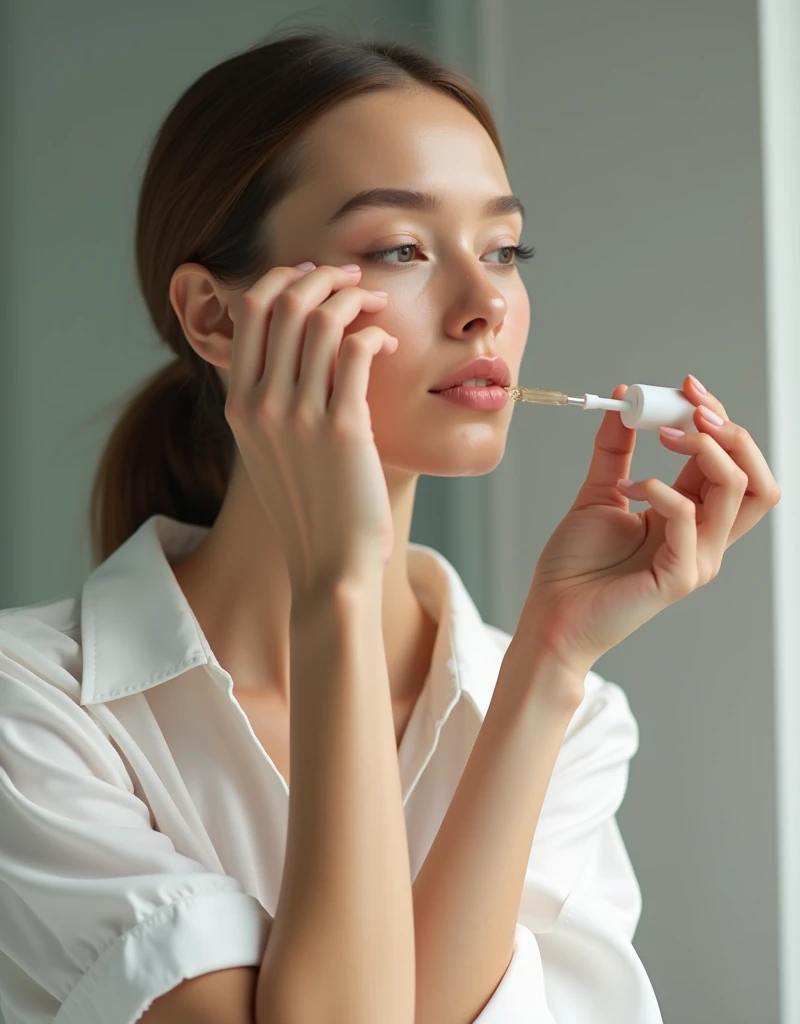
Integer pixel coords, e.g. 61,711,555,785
1,2,797,1021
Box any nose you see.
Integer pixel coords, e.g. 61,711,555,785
441,265,508,341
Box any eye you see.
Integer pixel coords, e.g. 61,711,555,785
485,244,536,266
365,242,536,267
366,242,421,265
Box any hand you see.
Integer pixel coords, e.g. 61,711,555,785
516,374,782,684
224,263,398,601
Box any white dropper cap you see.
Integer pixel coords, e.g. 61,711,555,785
581,384,698,433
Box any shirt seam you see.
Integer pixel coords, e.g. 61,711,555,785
56,880,250,1016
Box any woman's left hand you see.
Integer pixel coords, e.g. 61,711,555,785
517,374,782,687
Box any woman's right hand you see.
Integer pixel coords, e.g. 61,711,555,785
224,263,398,603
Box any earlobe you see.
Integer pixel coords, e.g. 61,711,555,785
169,262,235,370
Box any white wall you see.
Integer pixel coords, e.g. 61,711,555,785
758,2,800,1020
434,1,792,1021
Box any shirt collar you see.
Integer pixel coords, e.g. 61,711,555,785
80,514,505,724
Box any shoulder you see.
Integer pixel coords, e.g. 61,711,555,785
0,592,86,711
0,591,82,650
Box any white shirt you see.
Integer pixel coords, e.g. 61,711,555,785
0,513,663,1024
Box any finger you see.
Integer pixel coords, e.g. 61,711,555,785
682,373,729,421
262,265,366,403
296,286,389,410
231,266,308,400
655,428,747,574
660,415,781,547
616,478,698,596
571,384,636,511
328,326,398,425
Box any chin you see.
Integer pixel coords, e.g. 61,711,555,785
382,437,508,478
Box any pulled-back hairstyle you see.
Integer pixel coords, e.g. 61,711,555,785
89,29,503,565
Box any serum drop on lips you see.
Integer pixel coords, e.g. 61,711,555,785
505,383,699,433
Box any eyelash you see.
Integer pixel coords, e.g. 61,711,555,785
364,242,536,268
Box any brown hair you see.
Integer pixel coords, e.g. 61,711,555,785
89,28,503,565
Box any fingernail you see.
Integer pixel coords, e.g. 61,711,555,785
660,426,686,437
371,289,388,296
295,262,315,271
698,405,724,426
340,264,361,272
689,374,707,394
617,479,635,488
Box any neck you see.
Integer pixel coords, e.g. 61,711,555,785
170,458,436,712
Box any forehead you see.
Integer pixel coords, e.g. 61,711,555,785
290,86,509,208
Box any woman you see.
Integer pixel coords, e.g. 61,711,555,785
0,30,780,1024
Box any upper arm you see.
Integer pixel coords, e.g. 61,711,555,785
0,649,272,1024
140,967,259,1024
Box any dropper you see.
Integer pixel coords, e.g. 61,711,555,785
505,385,632,413
503,384,698,433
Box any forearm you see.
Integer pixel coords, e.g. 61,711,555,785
411,648,583,1024
256,579,415,1024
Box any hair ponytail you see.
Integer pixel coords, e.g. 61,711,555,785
89,351,232,565
89,28,502,565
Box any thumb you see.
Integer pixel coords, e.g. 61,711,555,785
570,384,637,511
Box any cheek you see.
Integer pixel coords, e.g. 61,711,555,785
365,342,420,409
507,287,530,353
377,294,427,344
347,295,429,395
341,290,425,351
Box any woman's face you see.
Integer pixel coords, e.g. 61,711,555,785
255,85,530,479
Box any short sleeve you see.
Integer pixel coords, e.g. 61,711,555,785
468,664,663,1022
0,648,272,1024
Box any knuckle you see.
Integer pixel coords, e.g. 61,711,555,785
255,266,295,290
308,305,338,331
731,467,749,489
241,267,296,306
699,564,721,587
289,403,317,434
731,422,751,444
769,484,782,504
328,409,352,433
240,290,266,314
329,412,362,440
275,289,303,316
700,559,718,582
255,399,283,428
680,494,698,516
679,570,700,594
341,331,369,352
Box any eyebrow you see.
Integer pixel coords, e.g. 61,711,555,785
325,188,525,226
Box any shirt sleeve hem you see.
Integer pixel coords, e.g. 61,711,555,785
54,887,271,1024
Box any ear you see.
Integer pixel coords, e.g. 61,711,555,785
170,262,237,371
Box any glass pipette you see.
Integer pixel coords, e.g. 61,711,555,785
504,385,632,413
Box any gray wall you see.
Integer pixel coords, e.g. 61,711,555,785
0,0,437,608
435,2,781,1022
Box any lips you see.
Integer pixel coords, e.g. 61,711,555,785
429,355,511,393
